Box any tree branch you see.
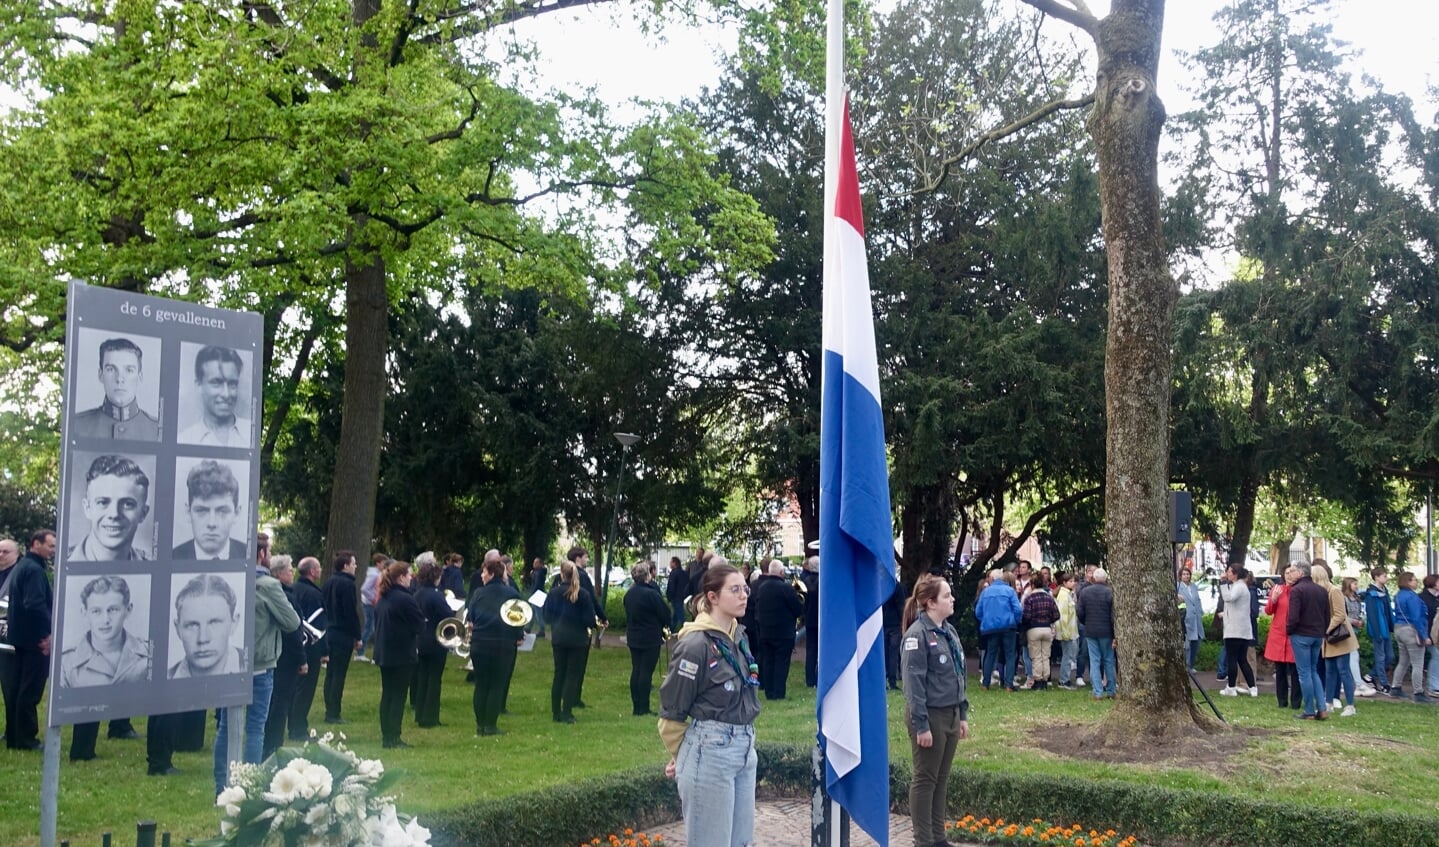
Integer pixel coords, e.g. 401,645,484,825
906,93,1095,196
414,0,613,45
1001,485,1102,560
1017,0,1099,34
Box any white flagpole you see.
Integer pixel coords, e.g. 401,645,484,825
816,0,849,844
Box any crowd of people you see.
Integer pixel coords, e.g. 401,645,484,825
8,527,1439,845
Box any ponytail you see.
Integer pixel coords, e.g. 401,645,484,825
903,574,946,631
560,560,580,604
377,561,410,599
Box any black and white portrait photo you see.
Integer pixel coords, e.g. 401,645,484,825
167,572,249,679
176,342,254,448
58,573,154,689
171,457,251,561
66,452,158,562
70,329,162,442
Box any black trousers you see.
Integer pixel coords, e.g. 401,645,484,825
323,631,354,721
1,647,47,749
289,641,324,739
628,644,661,714
264,661,303,758
1273,660,1301,707
69,718,138,760
757,637,793,700
378,664,413,744
472,642,517,731
805,624,818,687
884,627,902,686
146,712,177,773
1225,638,1256,688
413,651,447,727
174,709,207,751
551,643,589,718
499,641,518,712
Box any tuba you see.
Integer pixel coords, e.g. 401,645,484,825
436,616,470,658
500,598,533,628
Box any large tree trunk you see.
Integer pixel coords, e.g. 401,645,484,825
1089,1,1215,736
323,247,387,577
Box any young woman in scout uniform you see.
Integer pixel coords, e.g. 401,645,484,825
902,574,970,847
657,563,762,847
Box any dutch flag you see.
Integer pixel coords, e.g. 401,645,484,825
818,97,897,847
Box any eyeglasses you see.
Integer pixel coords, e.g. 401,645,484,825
726,585,751,596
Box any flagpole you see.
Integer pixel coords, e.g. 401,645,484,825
815,0,848,843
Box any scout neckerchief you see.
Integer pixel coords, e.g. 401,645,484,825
707,631,760,687
930,619,962,671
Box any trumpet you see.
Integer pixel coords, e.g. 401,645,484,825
436,616,470,658
299,608,325,647
500,598,533,628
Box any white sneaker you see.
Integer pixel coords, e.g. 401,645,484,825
1331,698,1343,711
1248,687,1259,697
1219,686,1237,696
1340,705,1356,717
1075,676,1085,687
1356,685,1376,697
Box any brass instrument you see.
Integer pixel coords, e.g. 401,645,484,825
299,608,325,647
0,598,12,653
662,626,673,641
500,598,533,628
436,616,470,658
443,590,465,614
792,576,808,597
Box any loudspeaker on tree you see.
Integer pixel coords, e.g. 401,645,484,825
1168,490,1192,544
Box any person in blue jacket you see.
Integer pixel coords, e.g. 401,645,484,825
974,569,1022,692
1389,572,1431,703
1362,567,1395,692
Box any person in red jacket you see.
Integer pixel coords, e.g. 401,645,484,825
1264,566,1301,710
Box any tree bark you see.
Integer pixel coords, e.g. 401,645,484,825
323,246,386,576
1087,0,1216,734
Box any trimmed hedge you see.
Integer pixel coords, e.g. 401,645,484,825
428,743,1439,847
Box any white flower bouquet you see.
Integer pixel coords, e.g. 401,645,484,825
194,733,430,847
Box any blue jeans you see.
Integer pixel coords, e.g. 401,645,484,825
215,669,275,794
1290,635,1323,715
671,602,686,634
980,629,1017,690
675,720,757,847
359,603,376,656
1324,654,1356,706
1085,637,1116,697
1216,641,1228,678
1369,634,1393,689
1019,632,1033,679
1186,639,1200,671
1058,639,1079,684
1426,643,1439,696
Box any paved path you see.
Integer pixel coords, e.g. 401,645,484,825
646,797,922,846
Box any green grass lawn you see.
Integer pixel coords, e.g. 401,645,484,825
4,642,1438,846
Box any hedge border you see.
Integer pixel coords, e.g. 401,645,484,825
426,743,1439,847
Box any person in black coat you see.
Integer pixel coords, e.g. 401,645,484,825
264,556,309,758
413,560,452,729
883,578,911,690
543,555,599,723
320,551,362,724
622,562,672,715
288,557,328,740
750,559,804,700
526,558,549,639
465,557,524,735
569,547,606,707
439,552,466,599
664,556,689,633
801,556,820,687
373,562,425,748
1,531,54,751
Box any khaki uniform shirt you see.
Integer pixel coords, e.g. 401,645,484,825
61,631,153,687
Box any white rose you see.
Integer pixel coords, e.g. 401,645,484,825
355,758,384,780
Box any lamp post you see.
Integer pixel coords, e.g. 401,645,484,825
600,432,641,627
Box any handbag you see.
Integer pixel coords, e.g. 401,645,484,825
1325,623,1350,645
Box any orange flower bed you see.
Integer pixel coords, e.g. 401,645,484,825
946,815,1142,847
581,831,666,847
